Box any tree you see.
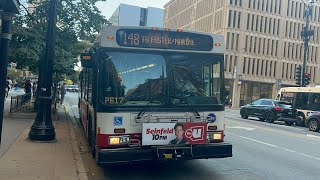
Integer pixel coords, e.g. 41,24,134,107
9,0,107,76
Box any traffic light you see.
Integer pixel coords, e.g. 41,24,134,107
304,73,311,86
295,65,302,86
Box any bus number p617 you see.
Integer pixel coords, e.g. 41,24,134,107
105,97,123,104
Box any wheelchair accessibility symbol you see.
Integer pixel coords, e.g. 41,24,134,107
114,116,123,126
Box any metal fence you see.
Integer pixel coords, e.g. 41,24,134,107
10,93,34,113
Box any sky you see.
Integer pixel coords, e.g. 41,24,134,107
96,0,171,19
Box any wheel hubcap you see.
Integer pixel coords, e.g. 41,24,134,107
310,121,318,130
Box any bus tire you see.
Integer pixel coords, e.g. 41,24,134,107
265,112,275,123
296,114,305,127
308,119,319,132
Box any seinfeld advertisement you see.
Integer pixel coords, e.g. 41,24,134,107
142,123,207,145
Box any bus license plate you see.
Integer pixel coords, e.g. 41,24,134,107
288,111,292,115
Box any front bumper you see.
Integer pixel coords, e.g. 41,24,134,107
98,142,232,164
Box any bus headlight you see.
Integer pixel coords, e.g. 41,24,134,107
109,136,130,145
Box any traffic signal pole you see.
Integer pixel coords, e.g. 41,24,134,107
301,1,314,87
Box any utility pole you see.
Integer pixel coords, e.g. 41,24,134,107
28,0,57,141
301,0,314,87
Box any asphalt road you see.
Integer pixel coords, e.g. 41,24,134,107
64,93,320,180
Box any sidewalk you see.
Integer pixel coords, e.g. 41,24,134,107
0,106,88,180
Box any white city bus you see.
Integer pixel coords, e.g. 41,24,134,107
277,87,320,126
79,26,232,165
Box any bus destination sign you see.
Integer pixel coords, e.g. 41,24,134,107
116,29,213,51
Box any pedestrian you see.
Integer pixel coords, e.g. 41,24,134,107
5,78,10,98
32,81,38,96
229,97,232,108
60,83,67,104
24,79,32,101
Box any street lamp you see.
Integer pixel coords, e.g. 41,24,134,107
28,0,57,141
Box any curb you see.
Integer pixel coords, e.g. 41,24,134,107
64,107,89,180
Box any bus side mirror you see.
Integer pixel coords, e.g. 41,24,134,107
80,52,95,68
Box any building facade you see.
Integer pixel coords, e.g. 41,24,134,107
164,0,320,107
109,4,164,27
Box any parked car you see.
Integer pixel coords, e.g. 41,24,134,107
240,99,297,126
66,85,79,92
306,112,320,132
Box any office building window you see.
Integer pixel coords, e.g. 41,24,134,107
248,0,251,8
236,34,240,50
270,0,273,13
257,0,260,10
238,12,241,28
258,38,261,54
291,1,294,17
269,61,273,77
247,14,250,30
231,33,235,50
265,60,269,77
247,58,251,75
268,18,272,34
277,19,280,35
283,42,286,58
287,0,290,16
262,0,265,11
266,0,269,11
299,3,302,18
228,10,232,27
256,15,259,31
254,37,257,53
275,41,278,56
289,22,292,38
260,16,263,32
293,23,296,38
282,62,285,78
230,0,233,4
245,35,248,51
229,56,233,72
252,58,256,75
271,40,274,56
295,2,298,18
263,38,266,54
233,11,237,27
274,62,277,77
261,60,264,76
273,19,276,35
256,59,260,75
253,0,256,9
225,55,228,71
239,0,242,6
226,32,230,49
251,15,255,31
285,21,288,37
250,36,253,52
264,17,267,33
267,39,270,55
278,0,281,14
243,57,246,73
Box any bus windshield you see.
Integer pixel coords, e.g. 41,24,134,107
99,51,222,106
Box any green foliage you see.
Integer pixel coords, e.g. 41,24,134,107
7,68,23,81
9,0,108,78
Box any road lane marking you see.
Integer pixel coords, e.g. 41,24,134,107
306,134,320,139
227,132,320,161
227,126,255,131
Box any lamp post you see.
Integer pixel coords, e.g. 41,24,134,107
28,0,57,141
0,12,14,147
